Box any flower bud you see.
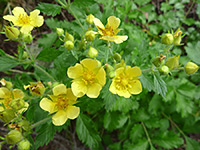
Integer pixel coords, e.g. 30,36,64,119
24,81,45,96
4,26,20,40
166,55,180,70
22,33,33,44
22,52,28,59
0,109,16,123
105,64,114,73
88,47,98,58
184,62,199,75
86,14,95,24
10,99,25,110
159,65,170,75
85,30,95,41
108,71,116,79
113,53,121,62
173,28,182,45
0,78,13,89
64,32,74,42
64,41,74,50
162,33,174,45
152,55,166,67
56,28,64,36
6,130,22,145
18,139,31,150
115,59,126,70
18,120,30,131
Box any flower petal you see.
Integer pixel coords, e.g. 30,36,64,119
113,35,128,44
40,98,57,113
129,80,142,95
107,16,120,29
66,106,80,119
109,81,117,94
96,67,106,86
52,110,68,126
71,80,87,97
67,63,83,79
12,89,24,99
66,88,77,101
30,9,44,27
125,66,142,78
0,106,4,112
20,25,34,33
3,15,17,24
80,58,99,71
86,83,102,98
101,35,115,42
0,87,11,99
53,84,67,96
18,102,29,113
12,7,26,17
117,89,131,98
93,18,105,30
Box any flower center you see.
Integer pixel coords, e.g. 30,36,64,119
18,13,30,25
4,97,13,108
115,73,131,90
56,95,69,110
103,26,115,36
82,70,96,85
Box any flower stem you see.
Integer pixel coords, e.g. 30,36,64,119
141,122,154,148
31,117,51,129
142,68,151,72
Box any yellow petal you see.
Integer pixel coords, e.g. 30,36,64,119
125,66,142,78
52,110,68,126
3,15,17,24
18,102,29,113
67,63,83,79
96,67,106,86
12,7,26,17
107,16,120,29
80,58,98,71
0,87,11,99
101,35,115,42
66,88,77,101
86,83,102,98
0,106,4,112
40,98,57,113
12,89,24,99
109,81,117,94
71,80,87,97
113,36,128,44
53,84,67,96
115,67,125,76
20,25,34,33
66,106,80,119
117,89,131,98
93,18,105,30
30,9,44,27
129,80,142,95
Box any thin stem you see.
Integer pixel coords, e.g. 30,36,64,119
23,42,34,62
9,69,34,75
33,64,56,82
142,68,151,72
141,122,154,148
185,0,196,18
31,117,51,129
162,112,186,137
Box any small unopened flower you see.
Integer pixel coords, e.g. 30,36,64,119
3,7,44,33
4,26,20,39
88,47,98,58
161,33,174,45
40,84,80,126
67,58,106,98
93,16,128,44
173,28,183,45
109,66,142,98
0,78,13,89
166,55,180,70
85,30,96,41
6,130,22,145
18,139,31,150
24,81,45,96
56,28,64,36
184,62,199,75
86,14,95,24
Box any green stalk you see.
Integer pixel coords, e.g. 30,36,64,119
141,122,154,148
31,117,51,129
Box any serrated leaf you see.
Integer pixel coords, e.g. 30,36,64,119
177,81,196,99
153,73,167,97
72,0,96,7
36,3,61,17
140,74,154,92
152,131,184,149
148,94,163,115
186,137,200,150
123,139,149,150
38,32,57,48
45,18,71,30
185,41,200,64
76,114,101,148
0,56,21,71
130,124,144,143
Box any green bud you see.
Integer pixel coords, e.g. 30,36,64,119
88,47,98,58
85,30,95,41
18,139,31,150
4,26,20,40
56,28,64,36
173,28,182,45
22,33,33,43
166,55,180,70
6,130,22,145
159,65,170,75
113,53,121,62
152,55,166,67
0,78,13,89
0,109,16,123
24,81,45,96
0,143,1,150
22,52,28,59
64,41,74,50
105,64,114,73
162,33,174,45
86,14,95,24
18,120,30,131
108,71,116,79
184,62,199,75
10,99,25,110
115,59,126,70
64,32,74,42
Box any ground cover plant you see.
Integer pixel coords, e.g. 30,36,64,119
0,0,200,149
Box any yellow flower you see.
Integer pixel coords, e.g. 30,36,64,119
0,87,28,113
3,7,44,33
109,66,142,98
40,84,80,126
93,16,128,44
67,58,106,98
24,81,45,96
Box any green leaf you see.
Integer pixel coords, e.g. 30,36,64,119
185,41,200,64
38,32,57,48
152,131,184,149
148,94,163,115
36,3,61,17
0,56,20,71
123,139,149,150
36,47,63,62
140,74,154,92
177,81,196,99
153,73,167,98
183,18,195,26
76,114,101,148
129,124,144,143
186,137,200,150
72,0,96,7
0,49,5,56
45,18,71,30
